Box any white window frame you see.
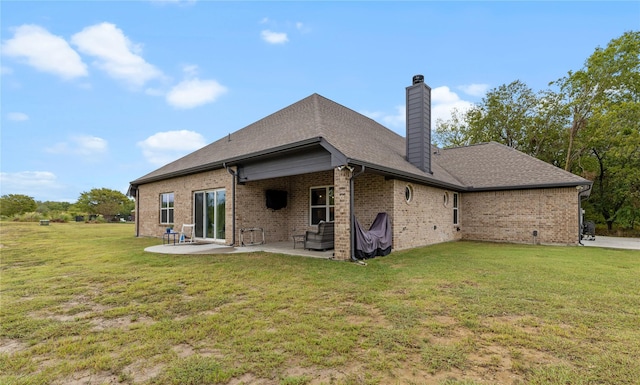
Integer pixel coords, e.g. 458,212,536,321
160,192,174,225
309,185,334,225
453,192,459,225
405,184,413,203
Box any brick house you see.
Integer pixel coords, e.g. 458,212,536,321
128,76,592,260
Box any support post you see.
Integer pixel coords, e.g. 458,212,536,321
333,167,352,260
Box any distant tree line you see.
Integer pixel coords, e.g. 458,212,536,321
434,31,640,231
0,188,134,221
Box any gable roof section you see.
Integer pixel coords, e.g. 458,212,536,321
131,93,462,188
436,142,590,190
131,94,590,191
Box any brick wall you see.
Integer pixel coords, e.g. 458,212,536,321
462,187,579,245
136,169,232,240
136,168,579,252
351,173,461,252
390,180,463,250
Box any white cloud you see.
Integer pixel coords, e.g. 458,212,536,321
137,130,207,165
46,135,108,157
1,24,88,80
0,171,62,195
74,135,108,155
261,30,288,44
7,112,29,121
166,78,227,109
459,83,489,97
71,22,162,87
432,86,474,124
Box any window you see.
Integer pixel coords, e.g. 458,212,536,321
310,186,334,225
405,185,413,203
160,193,174,224
453,192,459,225
194,189,226,240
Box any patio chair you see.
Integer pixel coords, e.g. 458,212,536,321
304,221,334,251
179,224,195,243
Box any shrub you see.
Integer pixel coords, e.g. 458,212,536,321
12,212,43,222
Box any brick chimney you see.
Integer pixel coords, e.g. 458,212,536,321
406,74,432,174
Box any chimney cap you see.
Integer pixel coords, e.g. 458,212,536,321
412,74,424,85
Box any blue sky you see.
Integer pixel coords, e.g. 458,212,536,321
1,1,638,202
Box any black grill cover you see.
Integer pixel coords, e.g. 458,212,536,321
354,212,392,259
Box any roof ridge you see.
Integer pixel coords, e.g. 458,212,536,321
312,93,324,136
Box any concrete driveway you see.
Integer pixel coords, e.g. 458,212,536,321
581,236,640,251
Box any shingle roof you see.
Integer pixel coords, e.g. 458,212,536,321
436,142,589,190
131,93,590,191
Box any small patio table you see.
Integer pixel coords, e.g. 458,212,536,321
163,231,178,245
292,234,305,249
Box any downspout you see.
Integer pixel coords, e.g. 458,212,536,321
224,163,237,247
349,165,365,262
577,184,592,246
135,188,140,237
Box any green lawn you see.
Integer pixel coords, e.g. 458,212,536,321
1,222,639,385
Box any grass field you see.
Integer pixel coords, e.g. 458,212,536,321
1,222,639,385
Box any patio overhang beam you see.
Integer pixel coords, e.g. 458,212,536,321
129,137,326,188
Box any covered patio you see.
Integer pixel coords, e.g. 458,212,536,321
144,240,336,259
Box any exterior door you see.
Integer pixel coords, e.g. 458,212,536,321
194,189,226,240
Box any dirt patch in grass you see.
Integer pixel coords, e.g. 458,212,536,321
173,343,195,358
123,360,165,383
90,315,156,331
0,338,28,354
342,301,392,329
53,369,120,385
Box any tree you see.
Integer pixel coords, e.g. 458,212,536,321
433,108,472,147
570,31,640,230
36,201,72,214
435,31,640,230
75,188,133,220
554,31,640,171
465,80,539,150
434,80,566,165
0,194,38,216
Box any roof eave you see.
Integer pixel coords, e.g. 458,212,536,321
129,137,324,187
466,180,593,192
347,160,467,191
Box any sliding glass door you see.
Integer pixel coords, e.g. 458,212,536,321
194,189,226,240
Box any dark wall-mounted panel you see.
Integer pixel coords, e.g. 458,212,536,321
265,189,287,210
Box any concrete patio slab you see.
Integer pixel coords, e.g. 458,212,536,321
144,241,336,259
581,236,640,251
